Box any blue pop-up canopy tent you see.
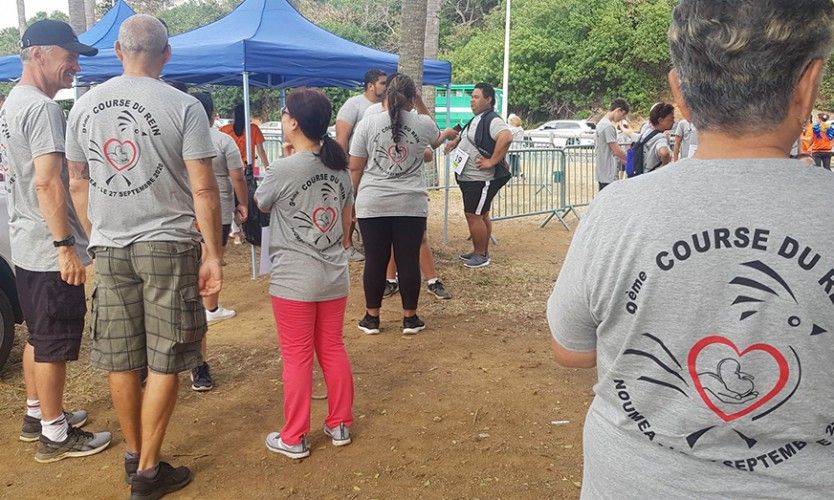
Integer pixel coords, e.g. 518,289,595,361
0,0,136,82
76,0,452,88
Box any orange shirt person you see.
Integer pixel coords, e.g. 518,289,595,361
220,103,270,171
810,112,834,170
800,118,814,154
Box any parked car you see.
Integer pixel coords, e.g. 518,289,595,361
525,120,596,147
0,186,25,370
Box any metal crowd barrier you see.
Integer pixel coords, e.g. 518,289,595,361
262,133,598,233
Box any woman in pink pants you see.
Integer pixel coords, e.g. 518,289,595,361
255,89,354,459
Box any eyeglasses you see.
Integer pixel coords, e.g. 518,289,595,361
281,107,289,116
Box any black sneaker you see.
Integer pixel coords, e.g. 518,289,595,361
382,280,399,299
358,313,380,335
427,280,452,300
402,315,426,336
125,454,140,484
130,462,192,500
190,362,214,392
20,410,88,442
34,426,112,463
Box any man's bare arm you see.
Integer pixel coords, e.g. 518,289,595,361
185,158,222,296
335,120,353,153
608,142,627,164
34,153,85,285
551,337,597,369
229,168,249,222
476,129,512,169
67,160,91,239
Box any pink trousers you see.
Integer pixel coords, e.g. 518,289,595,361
271,296,354,445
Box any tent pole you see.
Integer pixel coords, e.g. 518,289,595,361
443,84,451,244
279,88,286,143
244,71,257,280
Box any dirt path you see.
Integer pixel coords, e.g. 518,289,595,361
0,194,594,499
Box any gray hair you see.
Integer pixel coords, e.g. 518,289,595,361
118,14,168,54
669,0,834,135
20,45,54,62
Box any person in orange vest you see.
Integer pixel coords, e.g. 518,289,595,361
800,115,814,154
810,112,834,169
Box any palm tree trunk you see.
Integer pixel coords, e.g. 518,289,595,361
68,0,86,34
422,0,442,120
16,0,26,34
397,0,428,87
84,0,96,29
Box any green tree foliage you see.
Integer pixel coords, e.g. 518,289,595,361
158,0,238,35
446,0,675,122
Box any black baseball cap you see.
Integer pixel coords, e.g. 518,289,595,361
19,20,98,57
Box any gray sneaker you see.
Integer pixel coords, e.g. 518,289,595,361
265,432,310,459
34,426,112,463
427,280,452,299
382,280,399,299
20,410,88,442
463,254,491,269
323,423,352,447
458,252,476,261
347,246,365,262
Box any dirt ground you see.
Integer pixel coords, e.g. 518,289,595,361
0,192,595,499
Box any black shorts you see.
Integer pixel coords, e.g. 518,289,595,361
15,267,86,362
458,176,511,215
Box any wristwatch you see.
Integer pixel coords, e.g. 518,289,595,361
53,235,76,248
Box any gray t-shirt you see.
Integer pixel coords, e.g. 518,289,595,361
349,111,439,218
457,111,510,182
337,95,374,130
254,152,353,301
640,128,671,173
65,76,216,249
594,116,619,185
0,85,90,271
548,159,834,499
210,128,244,225
675,119,699,159
362,102,384,120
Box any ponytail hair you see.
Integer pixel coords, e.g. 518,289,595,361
385,73,417,144
233,103,245,137
285,89,347,172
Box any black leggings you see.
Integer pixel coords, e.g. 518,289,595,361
813,152,833,170
358,217,426,311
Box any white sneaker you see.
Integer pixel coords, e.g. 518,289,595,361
347,246,365,262
206,305,236,323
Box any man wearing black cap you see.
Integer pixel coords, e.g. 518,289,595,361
0,19,111,463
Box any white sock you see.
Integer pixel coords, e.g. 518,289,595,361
427,278,439,286
41,414,69,443
26,399,41,419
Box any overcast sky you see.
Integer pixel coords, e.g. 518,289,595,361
2,1,70,30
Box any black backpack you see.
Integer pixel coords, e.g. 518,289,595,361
241,166,270,246
625,129,662,178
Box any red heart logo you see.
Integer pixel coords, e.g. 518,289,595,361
688,335,789,423
103,138,138,172
387,144,409,164
312,207,336,233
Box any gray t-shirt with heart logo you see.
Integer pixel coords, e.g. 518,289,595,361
349,110,439,218
65,76,216,249
254,152,353,301
0,85,90,271
548,159,834,498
